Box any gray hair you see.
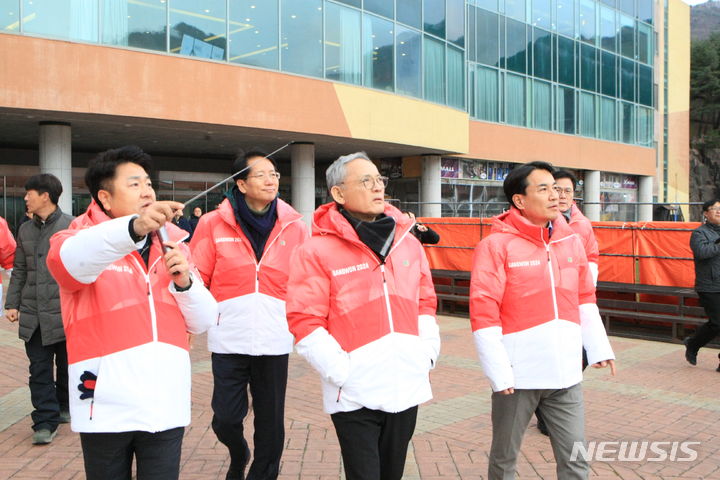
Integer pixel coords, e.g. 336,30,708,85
325,152,371,190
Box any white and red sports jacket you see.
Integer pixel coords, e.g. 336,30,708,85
189,197,309,355
470,207,614,392
566,203,600,285
47,201,217,433
287,202,440,414
0,216,16,270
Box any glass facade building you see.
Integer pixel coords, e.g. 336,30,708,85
1,0,656,146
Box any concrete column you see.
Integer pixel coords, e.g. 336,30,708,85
291,142,315,226
638,175,653,222
421,155,442,218
39,122,72,214
584,170,601,222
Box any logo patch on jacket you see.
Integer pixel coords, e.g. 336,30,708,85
332,262,370,277
215,237,242,244
508,260,541,268
105,264,134,274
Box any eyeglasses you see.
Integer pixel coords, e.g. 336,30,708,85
707,207,720,212
342,175,389,190
553,187,574,196
247,171,281,181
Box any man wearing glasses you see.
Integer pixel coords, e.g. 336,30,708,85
286,152,440,480
190,149,309,480
684,199,720,371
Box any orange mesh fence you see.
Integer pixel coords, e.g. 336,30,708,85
419,218,700,288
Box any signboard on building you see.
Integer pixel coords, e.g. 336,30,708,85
441,158,459,178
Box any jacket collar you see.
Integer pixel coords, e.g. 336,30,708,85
311,202,413,251
32,206,63,226
492,207,575,245
217,196,302,230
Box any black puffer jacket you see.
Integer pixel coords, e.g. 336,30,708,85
690,222,720,293
5,207,74,345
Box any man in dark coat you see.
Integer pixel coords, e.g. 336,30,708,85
684,199,720,370
5,173,74,445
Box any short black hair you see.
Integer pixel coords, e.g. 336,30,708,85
503,161,555,208
553,169,578,189
702,199,720,212
25,173,63,205
232,148,277,181
85,145,152,205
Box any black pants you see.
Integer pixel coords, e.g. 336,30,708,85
80,427,184,480
331,406,418,480
211,353,288,480
688,291,720,351
24,328,68,432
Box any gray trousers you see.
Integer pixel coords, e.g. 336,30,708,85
489,383,589,480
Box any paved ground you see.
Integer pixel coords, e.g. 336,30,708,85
1,311,718,479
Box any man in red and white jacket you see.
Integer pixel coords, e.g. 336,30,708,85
470,161,615,480
287,152,440,480
47,146,217,480
190,149,308,480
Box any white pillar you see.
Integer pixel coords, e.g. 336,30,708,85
39,122,72,214
421,155,442,218
291,142,315,226
584,170,601,222
638,175,653,222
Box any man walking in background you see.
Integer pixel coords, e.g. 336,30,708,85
5,173,73,445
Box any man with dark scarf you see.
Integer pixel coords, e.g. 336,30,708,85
286,152,440,480
190,149,309,480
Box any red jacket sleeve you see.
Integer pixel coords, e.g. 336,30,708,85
188,215,216,288
0,217,16,270
286,242,332,343
470,236,507,332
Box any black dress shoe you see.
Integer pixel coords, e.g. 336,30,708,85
716,353,720,372
683,338,697,366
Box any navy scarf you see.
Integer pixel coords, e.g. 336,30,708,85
232,187,278,261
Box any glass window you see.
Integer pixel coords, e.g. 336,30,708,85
557,86,575,134
170,0,226,60
397,0,421,28
467,5,476,62
620,101,635,143
637,0,652,24
448,46,464,108
281,0,323,77
638,63,652,106
505,73,526,126
532,0,552,30
446,0,464,46
335,0,361,6
23,0,99,42
601,51,616,97
601,0,614,6
325,2,361,84
102,0,166,51
396,26,422,97
505,0,526,22
619,0,634,16
363,14,394,91
424,0,445,38
473,66,499,121
498,15,505,69
599,5,616,52
477,0,498,13
579,91,596,137
556,0,574,38
637,22,652,64
557,35,575,86
580,43,597,92
533,80,552,130
637,106,652,145
2,0,19,32
506,19,527,74
533,28,552,80
424,35,445,102
619,14,634,58
578,0,595,45
365,0,393,19
477,9,499,67
600,97,616,140
620,57,634,102
229,0,278,69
